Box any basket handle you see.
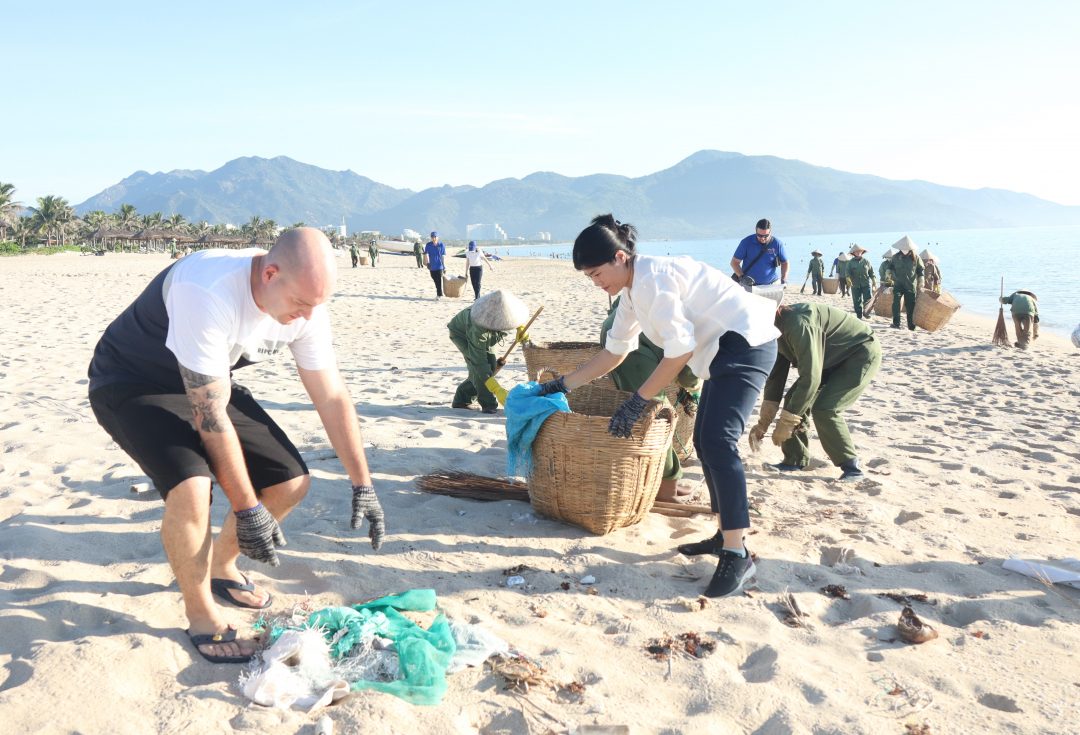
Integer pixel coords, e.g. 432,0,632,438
640,400,676,437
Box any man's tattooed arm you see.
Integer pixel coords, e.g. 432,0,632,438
180,365,231,434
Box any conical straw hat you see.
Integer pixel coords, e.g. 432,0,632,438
838,253,852,261
919,249,939,262
471,289,529,331
891,236,917,252
849,243,867,255
811,249,822,256
882,248,896,258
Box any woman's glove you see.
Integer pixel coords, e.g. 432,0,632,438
607,393,649,439
235,502,286,567
537,376,569,397
771,409,804,446
351,485,386,551
676,388,700,417
748,400,780,453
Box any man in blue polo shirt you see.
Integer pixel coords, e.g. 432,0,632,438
730,219,789,287
424,231,446,300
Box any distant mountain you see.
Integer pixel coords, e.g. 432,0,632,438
75,156,414,227
76,151,1080,239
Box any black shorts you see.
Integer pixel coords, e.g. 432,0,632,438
89,381,308,501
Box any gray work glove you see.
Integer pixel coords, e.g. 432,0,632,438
235,502,286,567
607,392,649,439
537,376,569,397
351,485,386,551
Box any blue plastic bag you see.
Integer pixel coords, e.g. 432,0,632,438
504,382,570,478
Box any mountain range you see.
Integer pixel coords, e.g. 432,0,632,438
75,151,1080,240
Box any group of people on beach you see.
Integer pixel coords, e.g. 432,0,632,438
85,214,896,665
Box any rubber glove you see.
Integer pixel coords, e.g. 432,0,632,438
917,278,925,291
235,502,286,566
537,376,569,397
748,400,780,453
351,485,386,551
771,409,804,446
607,392,649,439
846,278,853,287
516,326,530,344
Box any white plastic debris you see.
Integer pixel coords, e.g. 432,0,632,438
130,482,150,494
579,575,596,585
507,576,525,586
1002,555,1080,589
316,716,334,735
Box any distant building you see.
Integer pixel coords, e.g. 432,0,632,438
338,217,347,239
360,230,380,238
466,223,508,240
403,228,420,240
533,232,551,241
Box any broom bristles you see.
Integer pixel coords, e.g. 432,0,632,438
415,470,530,502
992,306,1011,347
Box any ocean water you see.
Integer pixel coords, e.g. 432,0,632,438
499,226,1080,339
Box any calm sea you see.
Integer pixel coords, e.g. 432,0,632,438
498,225,1080,339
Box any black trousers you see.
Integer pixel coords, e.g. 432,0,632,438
812,274,823,295
430,268,444,296
469,266,482,299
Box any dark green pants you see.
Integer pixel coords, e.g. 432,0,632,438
851,285,871,318
781,339,882,467
892,285,917,329
610,351,682,482
415,254,424,268
450,336,499,410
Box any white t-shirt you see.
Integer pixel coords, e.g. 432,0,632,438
162,248,336,378
466,249,486,267
606,255,780,380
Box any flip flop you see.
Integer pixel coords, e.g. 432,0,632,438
210,574,273,610
187,625,252,664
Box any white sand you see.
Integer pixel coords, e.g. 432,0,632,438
1,251,1079,734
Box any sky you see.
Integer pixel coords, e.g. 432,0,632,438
4,1,1079,207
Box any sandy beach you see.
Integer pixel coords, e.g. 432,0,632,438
2,250,1079,735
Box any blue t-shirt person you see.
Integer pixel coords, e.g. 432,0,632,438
733,234,788,285
424,241,445,271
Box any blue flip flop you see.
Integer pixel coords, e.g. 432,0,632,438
210,574,273,610
187,625,252,664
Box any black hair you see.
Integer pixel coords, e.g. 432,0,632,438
756,218,771,231
572,214,637,270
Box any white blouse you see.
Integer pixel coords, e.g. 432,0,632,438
606,255,780,380
466,249,486,267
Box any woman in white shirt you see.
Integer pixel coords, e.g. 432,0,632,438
464,241,493,300
539,215,780,598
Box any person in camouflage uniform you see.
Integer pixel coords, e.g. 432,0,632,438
845,244,877,320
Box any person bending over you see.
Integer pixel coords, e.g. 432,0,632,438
87,228,386,665
749,303,881,482
448,289,528,414
538,215,779,598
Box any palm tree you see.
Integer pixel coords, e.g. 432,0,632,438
261,219,277,238
290,221,305,229
27,195,73,247
0,183,24,241
165,213,187,231
190,220,212,238
10,216,32,248
243,215,263,238
115,203,138,231
146,212,165,229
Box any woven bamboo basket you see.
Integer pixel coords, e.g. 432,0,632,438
358,254,370,265
528,383,676,535
822,277,839,294
529,342,697,462
874,287,894,318
913,288,962,332
442,276,468,297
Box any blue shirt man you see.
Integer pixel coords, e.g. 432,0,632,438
731,218,789,285
424,232,446,271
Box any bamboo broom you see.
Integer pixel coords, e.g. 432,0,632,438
992,277,1011,347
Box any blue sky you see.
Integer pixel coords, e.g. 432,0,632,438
4,1,1079,206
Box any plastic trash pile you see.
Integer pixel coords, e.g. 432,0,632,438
239,589,508,711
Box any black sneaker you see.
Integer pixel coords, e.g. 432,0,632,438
676,530,724,557
704,548,756,598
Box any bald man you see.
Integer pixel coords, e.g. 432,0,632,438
87,228,385,665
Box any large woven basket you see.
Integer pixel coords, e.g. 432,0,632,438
358,254,370,265
443,276,467,297
528,384,676,535
913,289,961,332
874,287,894,318
822,277,839,294
529,341,697,461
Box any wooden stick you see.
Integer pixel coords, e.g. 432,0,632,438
493,306,544,377
652,501,715,514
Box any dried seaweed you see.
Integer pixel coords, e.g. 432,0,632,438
820,584,851,600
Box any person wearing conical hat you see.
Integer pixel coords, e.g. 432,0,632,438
885,237,924,330
833,253,851,297
447,289,529,414
349,241,360,268
413,239,424,269
845,244,877,320
807,250,825,295
879,249,896,284
367,239,379,267
750,302,881,482
999,290,1039,350
920,249,942,293
599,296,702,503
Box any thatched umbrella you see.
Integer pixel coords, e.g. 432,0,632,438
248,236,274,246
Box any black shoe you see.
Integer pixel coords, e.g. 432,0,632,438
767,462,808,473
838,457,865,483
676,530,724,557
704,548,756,598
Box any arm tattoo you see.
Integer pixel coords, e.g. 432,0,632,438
179,365,231,434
